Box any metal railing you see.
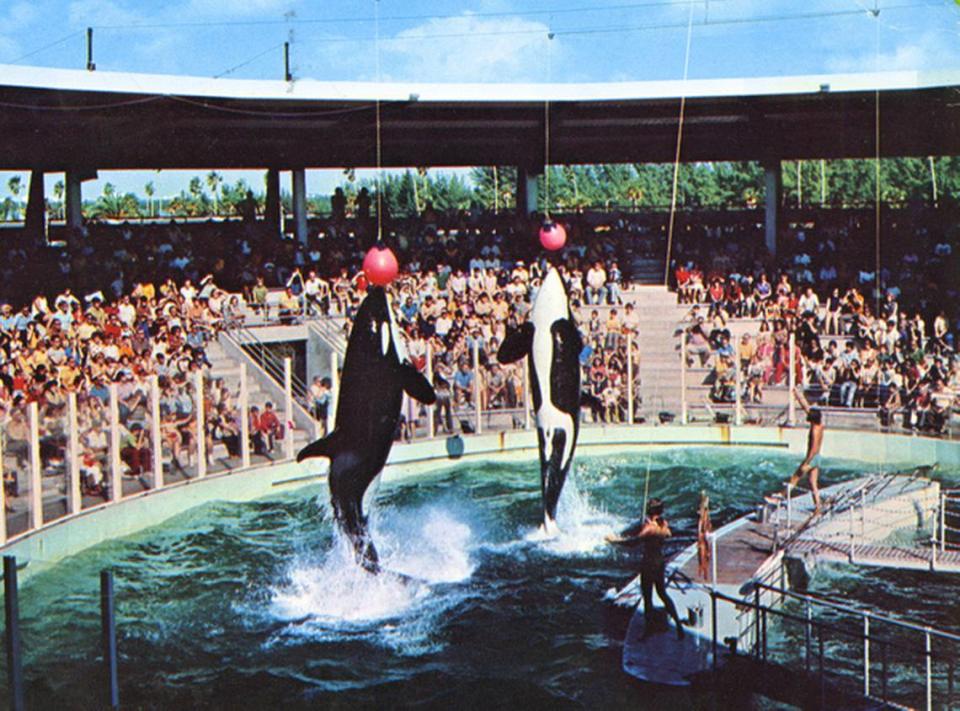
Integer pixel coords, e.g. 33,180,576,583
0,365,300,547
713,580,960,710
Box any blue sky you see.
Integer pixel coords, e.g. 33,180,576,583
1,0,959,201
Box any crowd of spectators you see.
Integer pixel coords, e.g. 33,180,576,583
0,271,294,505
2,199,959,504
678,204,960,434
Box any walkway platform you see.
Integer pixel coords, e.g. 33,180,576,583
609,467,948,698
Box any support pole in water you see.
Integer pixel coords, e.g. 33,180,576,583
100,570,119,710
863,612,871,697
4,556,24,711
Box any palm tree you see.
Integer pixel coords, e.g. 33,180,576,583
205,171,222,216
144,181,155,218
626,185,644,211
53,180,65,220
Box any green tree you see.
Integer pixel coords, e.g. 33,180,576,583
144,181,155,218
206,171,223,215
52,179,65,220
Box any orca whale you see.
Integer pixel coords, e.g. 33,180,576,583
497,267,585,534
297,286,436,573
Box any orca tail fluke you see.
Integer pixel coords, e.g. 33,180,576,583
334,497,381,574
297,430,340,463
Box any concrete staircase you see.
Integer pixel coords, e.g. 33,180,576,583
206,338,313,453
629,256,666,285
631,286,687,422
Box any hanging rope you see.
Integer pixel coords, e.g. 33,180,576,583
662,0,696,286
544,30,554,219
641,451,653,518
873,4,882,318
374,0,384,241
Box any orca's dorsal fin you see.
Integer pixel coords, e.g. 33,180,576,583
497,323,534,364
297,429,343,462
398,362,437,404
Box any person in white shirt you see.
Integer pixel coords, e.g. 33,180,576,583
586,261,607,305
117,296,136,327
798,286,820,316
303,271,329,316
180,280,198,304
449,270,467,299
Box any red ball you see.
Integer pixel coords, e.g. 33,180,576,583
363,245,399,286
539,221,567,251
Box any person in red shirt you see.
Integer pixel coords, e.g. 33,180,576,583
257,401,282,452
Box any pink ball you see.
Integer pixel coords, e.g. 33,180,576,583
539,221,567,251
363,245,399,286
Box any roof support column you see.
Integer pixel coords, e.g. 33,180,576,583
264,168,282,233
65,172,83,230
291,168,308,245
516,167,540,217
764,160,782,258
24,170,46,242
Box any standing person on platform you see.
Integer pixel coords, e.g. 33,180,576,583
788,386,824,512
606,498,684,639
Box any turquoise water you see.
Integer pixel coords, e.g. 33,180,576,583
8,448,956,709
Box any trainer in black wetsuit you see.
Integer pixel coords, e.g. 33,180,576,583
607,498,684,639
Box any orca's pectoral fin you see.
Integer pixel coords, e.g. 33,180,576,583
497,323,534,364
399,363,437,404
297,430,341,462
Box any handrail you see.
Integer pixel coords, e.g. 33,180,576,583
306,317,347,357
224,324,311,406
752,581,960,644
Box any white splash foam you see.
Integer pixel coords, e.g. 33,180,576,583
524,473,626,556
267,504,476,653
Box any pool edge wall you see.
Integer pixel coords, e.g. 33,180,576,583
4,424,953,582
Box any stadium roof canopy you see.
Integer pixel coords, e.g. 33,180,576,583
0,64,958,171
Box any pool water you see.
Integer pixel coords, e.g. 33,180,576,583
9,448,957,709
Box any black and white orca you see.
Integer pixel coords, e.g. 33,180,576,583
297,286,436,573
498,267,586,535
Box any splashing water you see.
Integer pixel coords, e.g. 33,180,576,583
524,471,627,555
267,504,477,653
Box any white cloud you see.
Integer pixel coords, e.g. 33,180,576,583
67,0,139,29
825,29,960,73
380,13,557,83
